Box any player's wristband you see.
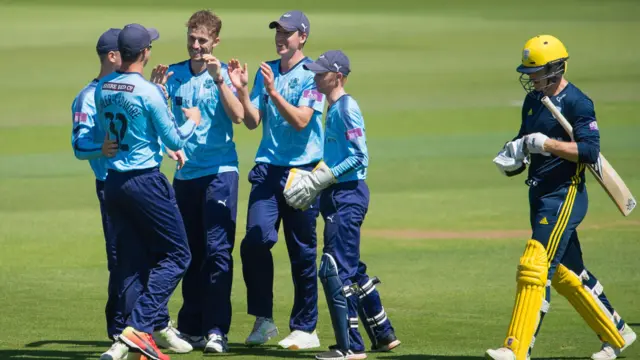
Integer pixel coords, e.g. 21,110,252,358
214,77,224,85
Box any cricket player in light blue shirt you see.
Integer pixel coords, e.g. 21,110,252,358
284,50,401,360
94,23,201,360
149,9,245,354
71,27,128,360
232,10,326,350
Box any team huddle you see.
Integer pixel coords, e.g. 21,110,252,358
71,8,635,360
72,9,399,360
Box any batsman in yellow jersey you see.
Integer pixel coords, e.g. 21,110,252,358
486,35,636,360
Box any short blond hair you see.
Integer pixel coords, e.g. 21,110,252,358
186,10,222,37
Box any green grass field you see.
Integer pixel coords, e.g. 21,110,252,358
1,0,639,359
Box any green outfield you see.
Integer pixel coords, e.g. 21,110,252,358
1,0,639,359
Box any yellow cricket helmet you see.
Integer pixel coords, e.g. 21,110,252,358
517,35,569,94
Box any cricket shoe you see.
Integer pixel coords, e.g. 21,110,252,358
245,317,278,346
315,348,367,360
178,334,207,350
485,347,517,360
204,333,229,353
152,324,193,353
591,324,637,360
100,339,128,360
278,329,321,350
119,326,169,360
371,331,401,352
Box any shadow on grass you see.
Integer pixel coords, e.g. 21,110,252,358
378,355,590,360
213,343,320,358
0,340,110,359
0,341,598,360
0,341,317,359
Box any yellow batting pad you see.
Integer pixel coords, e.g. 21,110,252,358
504,240,548,360
552,264,625,348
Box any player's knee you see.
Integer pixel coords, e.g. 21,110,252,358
175,250,191,273
205,252,233,273
517,239,548,287
240,224,277,255
551,264,582,296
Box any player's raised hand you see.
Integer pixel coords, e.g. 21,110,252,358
101,132,118,158
150,64,173,85
202,54,222,82
182,107,202,127
260,62,276,95
228,58,249,89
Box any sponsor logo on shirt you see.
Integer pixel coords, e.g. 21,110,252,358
102,82,135,92
346,127,364,140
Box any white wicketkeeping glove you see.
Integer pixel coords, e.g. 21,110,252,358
284,161,336,210
523,132,550,156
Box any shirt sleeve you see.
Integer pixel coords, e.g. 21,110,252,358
71,95,103,160
514,98,531,141
329,104,368,179
298,76,325,113
147,85,196,151
572,97,600,164
503,99,530,177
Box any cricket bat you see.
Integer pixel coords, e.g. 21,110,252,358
541,96,636,216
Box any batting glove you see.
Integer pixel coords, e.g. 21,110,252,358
523,132,550,156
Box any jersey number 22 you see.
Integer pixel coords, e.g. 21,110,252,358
105,112,129,151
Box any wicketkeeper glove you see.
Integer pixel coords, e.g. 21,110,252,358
284,161,336,210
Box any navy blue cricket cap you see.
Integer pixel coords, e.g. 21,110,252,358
96,28,121,55
269,10,310,35
117,23,160,56
303,50,351,76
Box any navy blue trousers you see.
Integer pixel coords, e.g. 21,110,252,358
173,172,238,337
96,179,124,339
321,180,395,350
240,163,320,332
105,167,191,333
529,179,626,341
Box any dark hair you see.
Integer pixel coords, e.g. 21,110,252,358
121,50,143,63
187,10,222,37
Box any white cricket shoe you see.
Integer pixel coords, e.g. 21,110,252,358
205,333,229,353
245,317,279,345
591,324,637,360
179,334,207,350
152,324,193,353
100,340,128,360
278,329,321,350
485,347,516,360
